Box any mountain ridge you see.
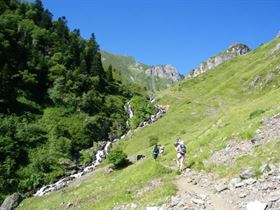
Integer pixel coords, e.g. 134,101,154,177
187,43,251,78
101,50,184,91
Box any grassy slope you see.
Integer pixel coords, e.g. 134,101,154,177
18,38,280,209
101,51,176,91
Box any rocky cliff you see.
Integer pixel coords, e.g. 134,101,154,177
101,51,183,91
187,43,251,78
145,64,184,81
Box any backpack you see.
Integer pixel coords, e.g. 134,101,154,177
153,145,159,154
178,144,186,154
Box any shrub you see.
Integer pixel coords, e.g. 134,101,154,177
240,130,254,140
80,149,94,165
148,135,159,147
249,109,265,119
108,147,128,169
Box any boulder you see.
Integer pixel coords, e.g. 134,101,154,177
0,193,23,210
240,168,256,179
259,163,271,174
136,154,145,161
243,178,257,185
246,200,267,210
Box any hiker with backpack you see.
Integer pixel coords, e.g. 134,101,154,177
175,138,186,171
153,144,159,160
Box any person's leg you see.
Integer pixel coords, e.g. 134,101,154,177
176,153,181,169
179,155,185,171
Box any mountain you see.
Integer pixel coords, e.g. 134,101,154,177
19,35,280,209
145,64,184,81
187,43,251,78
101,51,183,91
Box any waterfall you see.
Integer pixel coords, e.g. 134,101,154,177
34,105,167,197
124,102,134,118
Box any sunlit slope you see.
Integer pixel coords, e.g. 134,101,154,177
18,38,280,209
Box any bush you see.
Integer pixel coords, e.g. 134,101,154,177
108,147,128,169
79,149,94,165
249,109,265,119
148,135,159,147
240,130,254,140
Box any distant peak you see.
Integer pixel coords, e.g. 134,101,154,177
145,64,184,81
187,43,250,78
228,43,250,49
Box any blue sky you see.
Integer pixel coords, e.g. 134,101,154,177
42,0,280,74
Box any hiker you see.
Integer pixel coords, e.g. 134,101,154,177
159,144,165,156
153,144,159,160
174,138,180,148
175,138,186,171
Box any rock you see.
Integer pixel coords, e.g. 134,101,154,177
103,167,113,176
66,202,73,209
170,196,180,207
191,198,205,205
187,43,250,78
145,64,184,81
239,192,248,198
240,168,256,179
246,200,267,210
243,178,257,185
0,193,23,210
215,184,228,193
130,203,137,209
259,163,271,174
271,43,280,54
136,154,145,161
146,207,162,210
235,182,245,188
230,177,242,185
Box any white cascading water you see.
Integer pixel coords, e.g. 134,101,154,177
124,102,134,118
34,104,167,197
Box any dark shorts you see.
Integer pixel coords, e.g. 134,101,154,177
153,153,159,159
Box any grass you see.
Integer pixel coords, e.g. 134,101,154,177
18,38,280,209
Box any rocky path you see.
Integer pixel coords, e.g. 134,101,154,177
174,175,240,210
160,166,280,210
161,169,241,210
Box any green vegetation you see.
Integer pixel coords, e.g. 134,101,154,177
0,0,153,200
148,135,159,147
18,36,280,209
108,147,128,169
101,51,177,92
1,0,280,209
130,95,155,128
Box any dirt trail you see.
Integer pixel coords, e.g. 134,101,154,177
174,175,241,210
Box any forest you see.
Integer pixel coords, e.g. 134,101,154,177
0,0,154,200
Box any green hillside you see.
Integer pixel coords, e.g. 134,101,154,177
18,37,280,209
101,51,177,92
0,0,154,201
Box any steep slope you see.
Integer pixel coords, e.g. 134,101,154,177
0,0,156,202
187,43,250,78
17,38,280,209
101,51,183,91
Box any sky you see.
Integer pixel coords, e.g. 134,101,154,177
42,0,280,75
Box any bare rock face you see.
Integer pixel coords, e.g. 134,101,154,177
187,43,251,78
0,193,23,210
145,64,184,81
